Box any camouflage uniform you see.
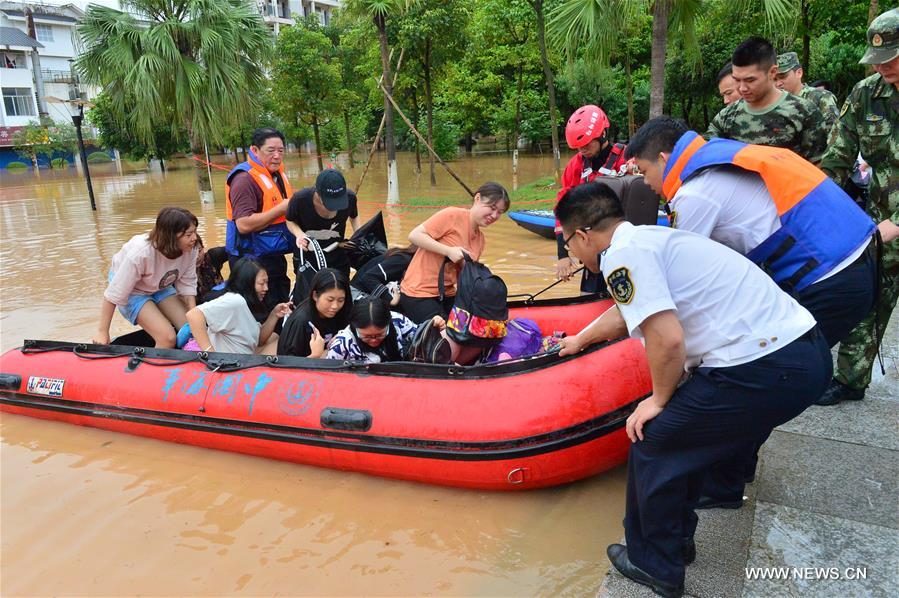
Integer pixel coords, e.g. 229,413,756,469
798,85,840,129
819,9,899,392
705,92,829,162
776,51,841,128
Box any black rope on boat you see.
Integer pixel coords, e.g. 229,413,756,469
507,267,585,304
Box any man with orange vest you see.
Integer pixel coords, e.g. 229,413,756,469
625,116,876,511
555,105,630,293
225,127,295,305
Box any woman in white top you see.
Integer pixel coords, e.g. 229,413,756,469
185,258,293,355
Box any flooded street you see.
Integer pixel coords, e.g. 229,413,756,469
0,151,627,596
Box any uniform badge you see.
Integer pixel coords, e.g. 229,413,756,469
606,267,635,305
840,102,849,117
872,33,883,47
669,210,678,229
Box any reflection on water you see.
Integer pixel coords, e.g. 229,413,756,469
0,151,625,596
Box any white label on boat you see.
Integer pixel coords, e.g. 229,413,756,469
26,376,65,398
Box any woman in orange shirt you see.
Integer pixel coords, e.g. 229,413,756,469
399,182,510,323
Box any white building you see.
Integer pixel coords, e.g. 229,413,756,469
258,0,342,35
0,1,90,133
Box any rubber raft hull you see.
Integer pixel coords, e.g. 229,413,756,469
0,296,651,490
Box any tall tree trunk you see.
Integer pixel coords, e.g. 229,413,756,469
412,89,422,174
312,116,324,172
514,65,523,150
625,56,636,137
233,146,240,163
801,0,810,71
531,0,561,182
424,40,436,186
188,125,213,203
649,0,670,118
343,111,355,168
465,132,473,154
376,14,399,202
702,102,710,130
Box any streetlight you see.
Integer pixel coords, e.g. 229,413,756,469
45,62,97,211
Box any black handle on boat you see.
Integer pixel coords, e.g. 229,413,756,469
321,407,373,432
508,267,585,303
0,374,22,390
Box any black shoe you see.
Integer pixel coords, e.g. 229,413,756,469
816,379,866,406
607,544,684,598
683,538,696,565
695,495,743,510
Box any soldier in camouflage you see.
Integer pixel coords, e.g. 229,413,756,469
818,8,899,405
775,51,841,129
706,37,829,162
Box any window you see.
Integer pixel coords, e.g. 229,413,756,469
3,87,36,117
3,52,26,69
35,24,54,43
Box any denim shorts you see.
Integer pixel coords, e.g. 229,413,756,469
109,271,177,324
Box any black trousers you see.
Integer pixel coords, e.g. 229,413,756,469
398,293,455,324
700,248,876,502
796,247,876,347
624,329,831,586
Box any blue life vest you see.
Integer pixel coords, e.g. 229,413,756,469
663,131,875,292
224,152,294,258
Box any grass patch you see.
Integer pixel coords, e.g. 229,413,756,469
511,176,558,204
5,161,29,171
51,157,69,168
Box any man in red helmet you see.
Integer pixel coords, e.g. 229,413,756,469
555,105,630,292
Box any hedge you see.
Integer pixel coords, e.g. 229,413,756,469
87,151,112,164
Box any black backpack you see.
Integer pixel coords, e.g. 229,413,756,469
406,320,452,364
441,254,508,348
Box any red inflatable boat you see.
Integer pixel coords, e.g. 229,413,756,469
0,295,650,490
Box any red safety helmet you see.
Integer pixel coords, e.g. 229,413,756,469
565,105,610,149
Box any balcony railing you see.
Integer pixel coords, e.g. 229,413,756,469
40,69,75,83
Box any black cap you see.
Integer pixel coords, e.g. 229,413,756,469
315,169,349,211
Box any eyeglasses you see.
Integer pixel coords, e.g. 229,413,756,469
356,329,389,342
562,226,592,252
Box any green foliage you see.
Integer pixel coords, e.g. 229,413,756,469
6,161,29,171
394,107,460,159
11,119,80,167
88,91,188,161
272,17,344,156
320,111,369,153
75,0,274,151
51,158,70,168
87,151,113,164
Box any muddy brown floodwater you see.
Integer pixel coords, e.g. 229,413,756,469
0,150,626,596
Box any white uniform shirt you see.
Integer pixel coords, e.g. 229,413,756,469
197,292,261,354
671,168,868,283
600,222,815,370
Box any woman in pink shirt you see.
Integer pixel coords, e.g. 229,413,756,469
94,207,200,348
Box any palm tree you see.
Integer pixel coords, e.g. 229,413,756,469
75,0,273,203
549,0,797,120
345,0,415,202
